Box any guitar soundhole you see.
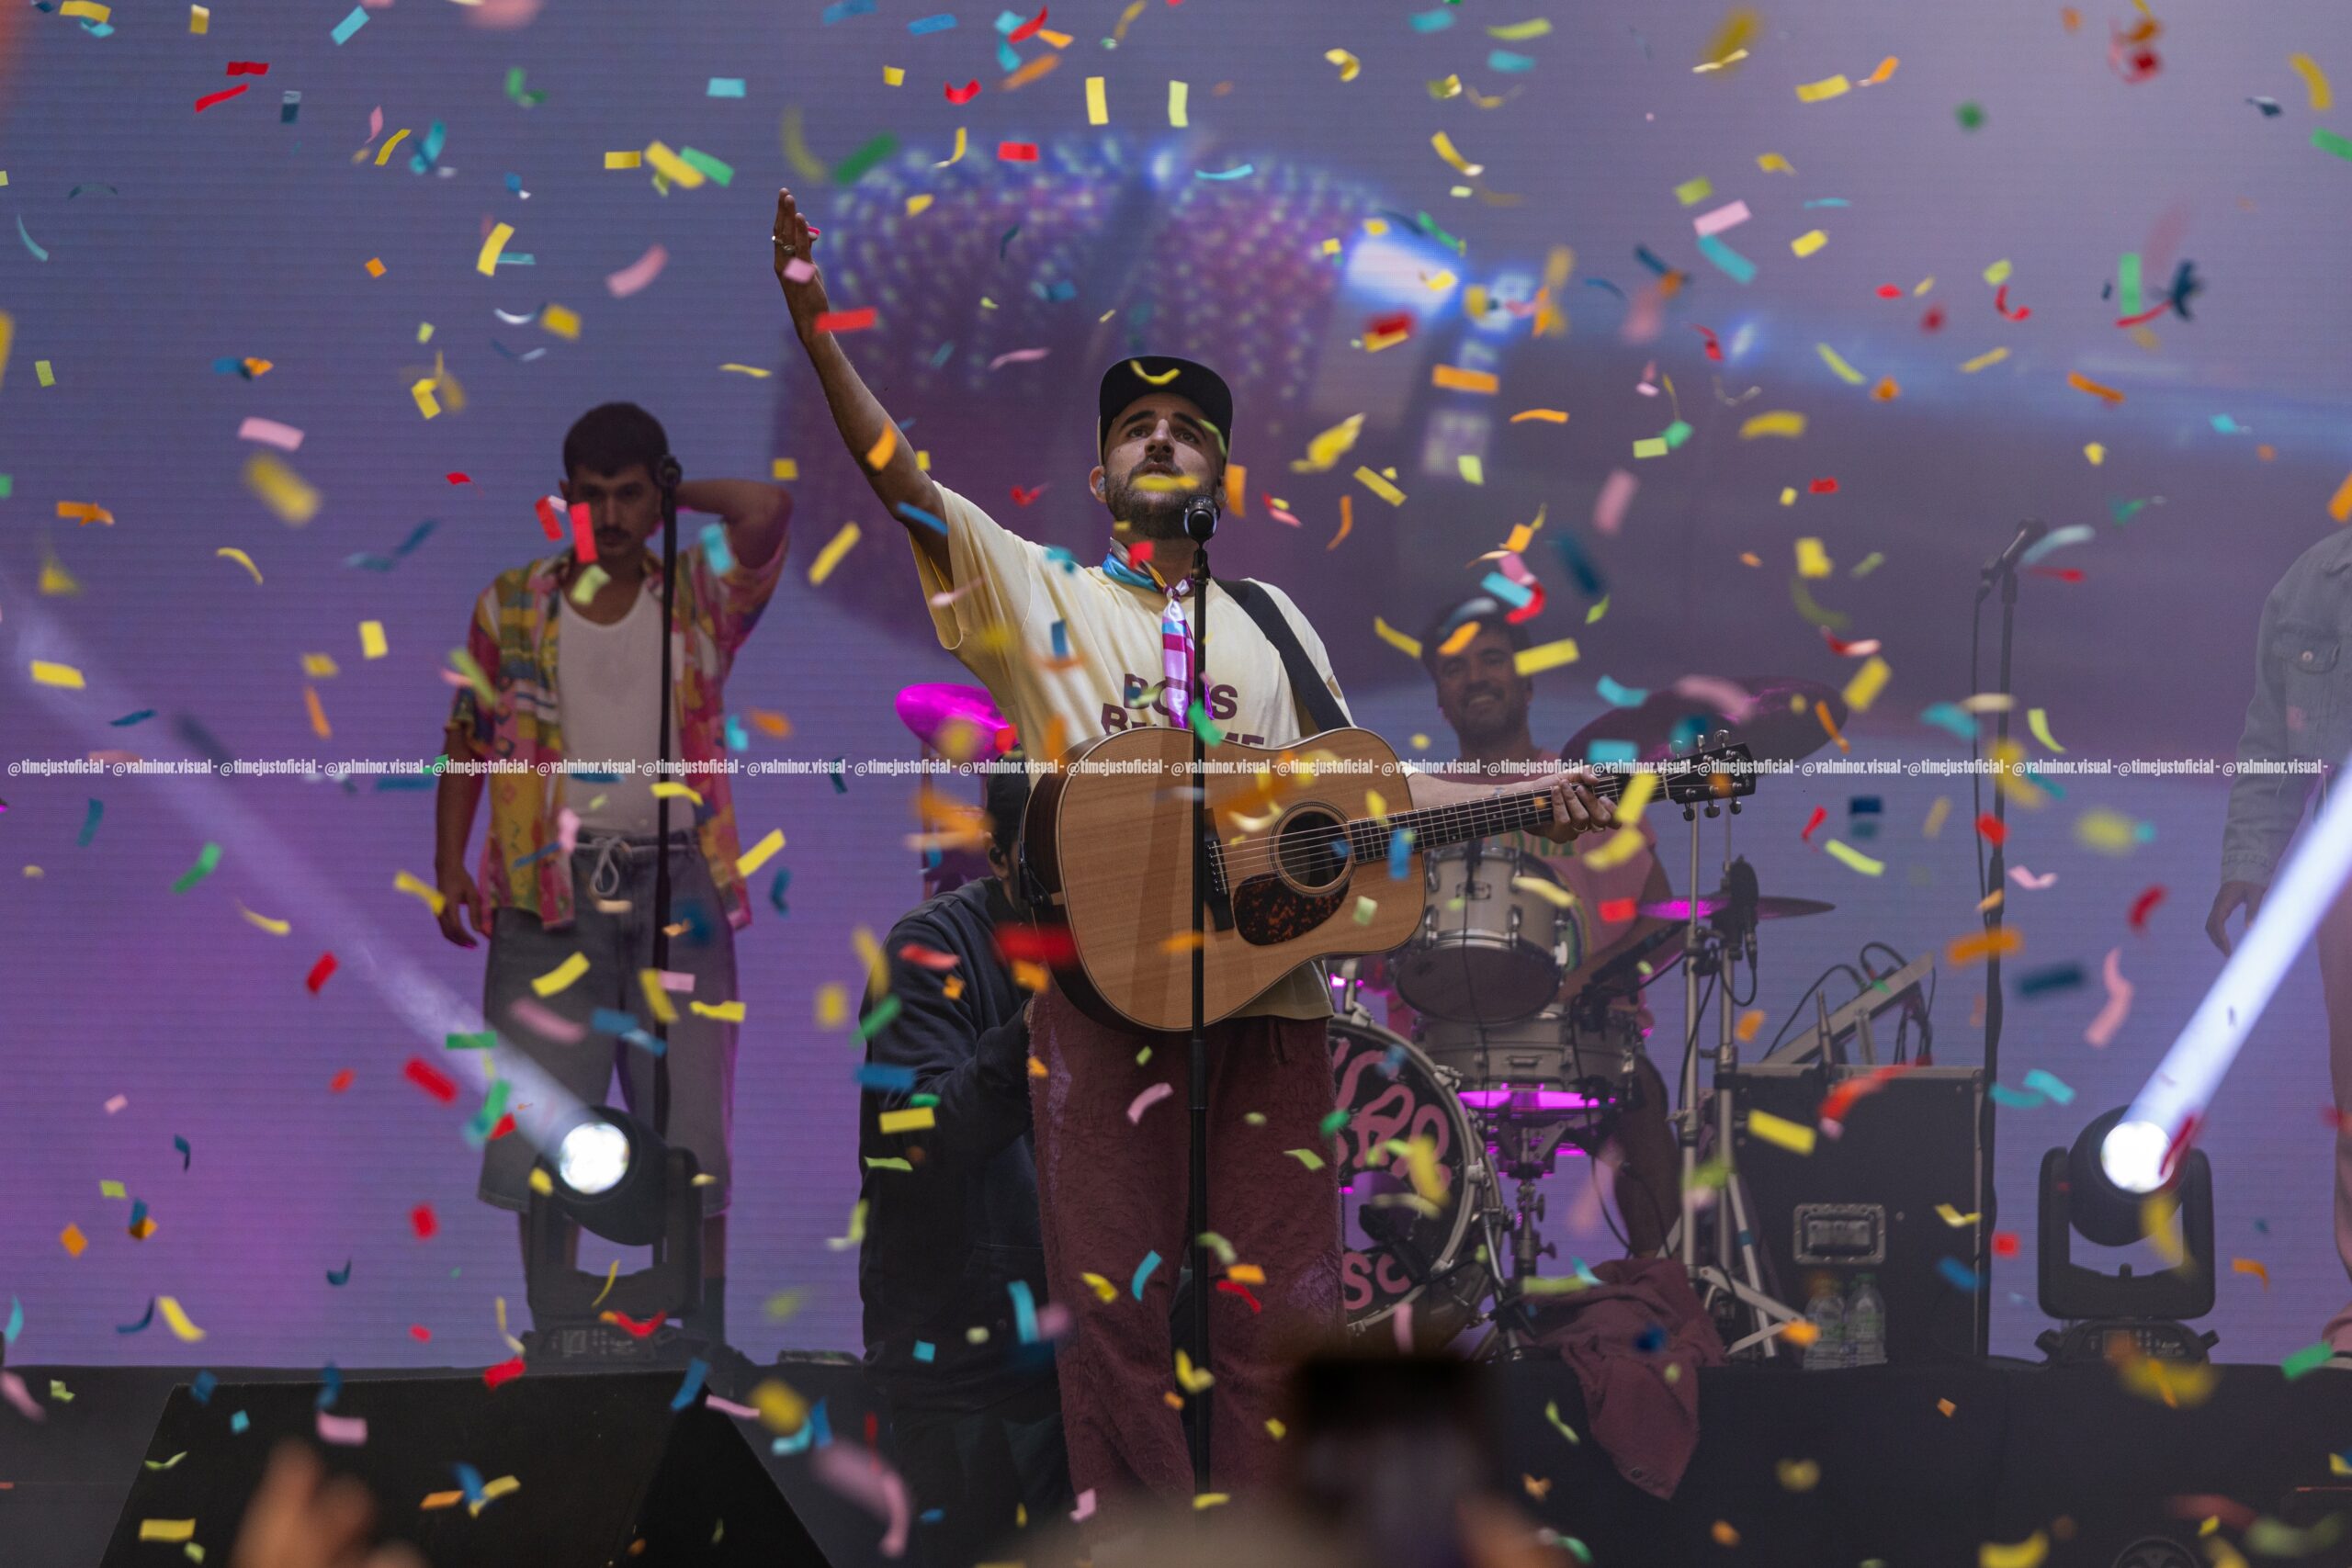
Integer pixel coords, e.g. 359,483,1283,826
1273,806,1351,894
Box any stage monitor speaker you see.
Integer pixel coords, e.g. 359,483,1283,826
100,1371,831,1567
1722,1063,1986,1365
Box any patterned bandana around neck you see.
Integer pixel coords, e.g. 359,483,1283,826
1101,539,1199,728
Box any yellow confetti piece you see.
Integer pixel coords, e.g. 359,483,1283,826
1935,1203,1982,1227
1982,258,2013,286
476,221,514,276
689,999,745,1024
1422,268,1458,294
238,903,290,934
1794,538,1832,578
1673,175,1713,206
1780,487,1798,506
1740,410,1807,439
1324,48,1360,82
1736,1009,1766,1043
2230,1257,2270,1290
605,151,644,169
244,454,321,525
2329,471,2352,525
752,1378,809,1432
1012,959,1050,991
1778,1319,1820,1348
2067,371,2126,406
1193,1493,1230,1510
411,378,442,421
1430,130,1484,177
1863,55,1899,85
1944,928,2023,966
2290,52,2333,111
816,983,848,1028
34,358,53,387
1792,229,1829,259
1514,637,1580,675
1511,874,1577,909
354,623,387,664
532,951,590,998
642,141,706,189
878,1107,936,1134
539,303,581,342
1432,364,1500,395
390,870,446,919
1815,345,1863,385
865,422,898,471
373,129,413,169
140,1521,198,1543
1842,655,1892,713
1776,1459,1822,1493
157,1296,208,1342
808,522,862,584
1580,824,1646,872
30,660,85,689
639,968,679,1025
364,257,386,278
737,828,786,879
1796,73,1851,103
189,5,207,31
214,547,263,584
1175,1348,1216,1393
1960,346,2010,374
1373,617,1423,660
1758,152,1795,176
882,64,905,86
1352,466,1407,506
1456,454,1485,486
1823,840,1884,876
1167,79,1189,128
1980,1530,2050,1568
1747,1109,1817,1155
650,781,704,807
935,126,967,167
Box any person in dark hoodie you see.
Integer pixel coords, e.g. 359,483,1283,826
859,761,1070,1567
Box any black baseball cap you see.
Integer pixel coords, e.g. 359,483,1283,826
1097,355,1233,460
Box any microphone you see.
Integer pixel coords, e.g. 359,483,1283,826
656,454,684,492
1978,518,2048,591
1182,493,1219,543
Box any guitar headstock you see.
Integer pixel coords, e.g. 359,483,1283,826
1655,731,1760,805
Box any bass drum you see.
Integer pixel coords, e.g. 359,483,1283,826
1329,1019,1492,1351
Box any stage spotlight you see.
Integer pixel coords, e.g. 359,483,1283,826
557,1116,632,1196
526,1107,704,1362
2036,1106,2216,1364
543,1107,671,1246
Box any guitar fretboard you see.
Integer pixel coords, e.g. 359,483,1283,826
1340,770,1634,864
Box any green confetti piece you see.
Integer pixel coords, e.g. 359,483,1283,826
100,1179,126,1199
445,1031,496,1050
467,1078,511,1138
2117,252,2143,316
1186,699,1226,745
2281,1340,2334,1381
1318,1108,1351,1137
909,1092,940,1108
1544,1399,1582,1443
856,993,904,1041
679,147,735,186
170,843,222,894
1956,101,1984,130
1283,1148,1326,1170
2313,126,2352,163
862,1156,914,1171
143,1451,188,1471
1663,419,1693,449
830,132,900,186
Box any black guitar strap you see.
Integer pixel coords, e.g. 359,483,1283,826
1217,576,1351,735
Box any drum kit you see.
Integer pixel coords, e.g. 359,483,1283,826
1331,676,1854,1359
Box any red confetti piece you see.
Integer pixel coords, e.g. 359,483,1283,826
1819,1064,1909,1125
533,495,567,540
410,1203,438,1239
195,84,250,112
605,1310,663,1338
2324,1106,2350,1133
812,308,877,333
570,501,597,563
945,80,981,105
1215,1279,1263,1314
329,1068,356,1093
896,943,963,971
305,953,338,994
1800,806,1827,843
483,1357,526,1389
1008,3,1047,41
1991,1232,2019,1258
1690,324,1723,361
1919,305,1945,333
1874,284,1902,299
1993,284,2031,321
997,141,1040,162
1974,813,2007,847
1598,897,1637,923
225,61,270,75
403,1058,459,1104
1808,478,1839,494
1505,579,1545,625
447,472,474,485
1367,310,1415,340
1010,484,1048,506
2029,567,2085,583
2115,304,2168,329
996,925,1077,964
409,1324,432,1341
488,1113,516,1141
2128,885,2167,932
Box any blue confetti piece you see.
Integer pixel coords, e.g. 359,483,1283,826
897,502,948,535
110,709,155,726
511,842,560,870
2017,963,2085,998
707,77,746,97
17,215,49,263
1634,245,1673,277
1696,234,1756,285
700,522,734,575
670,1358,710,1410
329,5,368,44
1936,1258,1982,1292
928,340,956,368
1408,6,1456,31
489,340,548,363
2021,1068,2075,1107
1987,1083,2045,1110
1549,534,1606,599
1917,703,1977,743
191,1371,217,1404
1595,677,1647,708
1488,50,1537,72
1132,1249,1162,1300
1582,738,1639,764
504,174,522,194
1050,620,1069,658
1379,1043,1407,1079
1584,277,1628,300
408,122,447,175
2019,524,2094,568
725,714,750,753
230,1410,250,1433
908,12,956,33
129,1199,149,1230
1634,1324,1668,1354
118,1300,156,1335
769,866,791,915
317,1362,342,1410
77,798,103,847
3,1297,18,1345
997,38,1020,73
856,1063,918,1091
280,91,300,123
921,1508,945,1523
1010,1280,1039,1344
831,760,849,794
1388,826,1416,881
912,1339,936,1363
991,8,1023,31
1849,796,1883,818
175,1134,191,1170
1479,571,1533,609
1194,164,1256,181
1801,197,1850,209
821,0,876,20
453,1462,486,1506
326,1259,352,1287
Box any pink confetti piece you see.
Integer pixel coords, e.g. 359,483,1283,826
1593,468,1638,536
605,243,670,299
236,417,305,451
1671,674,1758,726
1127,1082,1175,1123
706,1394,762,1418
814,1443,911,1559
105,1094,128,1114
315,1411,368,1446
1392,1299,1414,1353
2086,947,2133,1047
1692,199,1752,238
783,257,816,284
3,1371,45,1422
508,998,586,1044
1071,1488,1098,1522
557,807,582,855
2008,865,2058,890
988,347,1051,370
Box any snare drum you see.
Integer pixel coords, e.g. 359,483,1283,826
1419,1007,1639,1125
1392,846,1573,1025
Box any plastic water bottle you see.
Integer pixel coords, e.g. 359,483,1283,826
1802,1278,1846,1371
1846,1273,1887,1367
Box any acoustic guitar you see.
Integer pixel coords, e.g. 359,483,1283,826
1021,725,1758,1032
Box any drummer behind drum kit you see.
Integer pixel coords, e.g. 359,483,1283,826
1329,678,1941,1362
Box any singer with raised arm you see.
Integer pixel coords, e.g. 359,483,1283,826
772,187,1613,1514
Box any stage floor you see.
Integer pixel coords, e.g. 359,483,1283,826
4,1357,2346,1567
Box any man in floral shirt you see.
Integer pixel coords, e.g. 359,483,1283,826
433,402,788,1353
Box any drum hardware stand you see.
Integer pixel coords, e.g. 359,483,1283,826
1672,740,1806,1359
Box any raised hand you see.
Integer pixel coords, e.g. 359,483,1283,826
772,186,832,343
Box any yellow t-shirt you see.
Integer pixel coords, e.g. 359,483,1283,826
915,483,1353,1020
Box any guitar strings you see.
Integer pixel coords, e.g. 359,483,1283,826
1208,770,1655,882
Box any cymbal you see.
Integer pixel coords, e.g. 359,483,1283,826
1562,675,1849,765
1637,893,1837,922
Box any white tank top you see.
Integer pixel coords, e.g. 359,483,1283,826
557,584,673,835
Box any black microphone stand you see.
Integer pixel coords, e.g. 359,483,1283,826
651,462,682,1190
1182,513,1216,1493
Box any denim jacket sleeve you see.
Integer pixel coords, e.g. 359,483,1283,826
2220,571,2315,886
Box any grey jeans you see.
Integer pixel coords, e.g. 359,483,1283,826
476,834,739,1215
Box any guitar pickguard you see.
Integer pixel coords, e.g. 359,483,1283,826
1231,873,1348,946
